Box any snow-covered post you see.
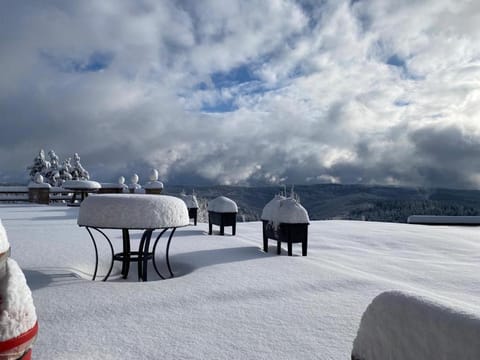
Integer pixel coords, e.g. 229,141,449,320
0,220,38,360
207,196,238,235
28,174,51,205
144,169,164,195
128,174,141,194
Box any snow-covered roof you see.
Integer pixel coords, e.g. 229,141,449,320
0,219,9,254
0,258,37,342
352,290,480,360
179,194,199,209
144,180,164,190
408,215,480,225
0,186,28,192
261,196,309,224
207,196,238,213
62,180,101,190
78,194,189,229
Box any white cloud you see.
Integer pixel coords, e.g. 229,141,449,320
1,0,480,188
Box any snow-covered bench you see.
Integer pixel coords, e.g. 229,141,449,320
407,215,480,225
78,194,189,281
351,291,480,360
208,196,238,236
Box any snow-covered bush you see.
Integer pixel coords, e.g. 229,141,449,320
352,291,480,360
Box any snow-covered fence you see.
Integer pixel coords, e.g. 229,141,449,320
351,291,480,360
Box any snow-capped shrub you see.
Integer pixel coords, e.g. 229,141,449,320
352,291,480,360
179,194,199,209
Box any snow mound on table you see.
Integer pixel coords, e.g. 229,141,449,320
0,219,9,254
261,195,286,221
62,180,101,189
351,291,480,360
78,194,189,229
207,196,238,213
0,258,37,341
179,194,199,209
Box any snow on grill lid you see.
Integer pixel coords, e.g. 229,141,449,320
261,195,286,221
0,258,37,342
78,194,189,229
207,196,238,213
352,291,480,360
276,198,309,224
63,180,101,189
0,219,9,254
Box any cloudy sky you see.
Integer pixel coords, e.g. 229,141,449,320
1,0,480,188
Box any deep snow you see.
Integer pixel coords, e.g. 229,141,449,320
1,204,480,359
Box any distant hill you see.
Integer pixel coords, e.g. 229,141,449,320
164,184,480,223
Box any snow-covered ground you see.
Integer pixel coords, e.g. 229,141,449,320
1,204,480,359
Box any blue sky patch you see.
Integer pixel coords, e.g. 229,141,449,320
210,64,258,89
42,50,113,73
201,98,238,113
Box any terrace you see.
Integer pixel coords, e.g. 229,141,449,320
2,204,480,358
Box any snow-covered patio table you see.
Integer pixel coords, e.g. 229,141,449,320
77,194,189,281
62,180,101,206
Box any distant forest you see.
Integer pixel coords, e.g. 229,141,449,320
164,184,480,223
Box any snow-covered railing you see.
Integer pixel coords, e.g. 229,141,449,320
351,291,480,360
407,215,480,225
0,186,29,202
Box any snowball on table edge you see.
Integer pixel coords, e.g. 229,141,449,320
207,196,238,213
261,195,286,221
78,194,189,229
0,219,9,254
179,194,199,209
352,290,480,360
62,180,101,190
0,258,37,342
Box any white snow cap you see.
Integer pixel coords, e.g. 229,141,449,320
62,180,101,190
149,169,159,181
261,196,309,224
352,291,480,360
207,196,238,213
28,182,51,189
0,258,37,341
261,195,286,221
179,194,199,209
78,194,189,229
0,219,10,254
